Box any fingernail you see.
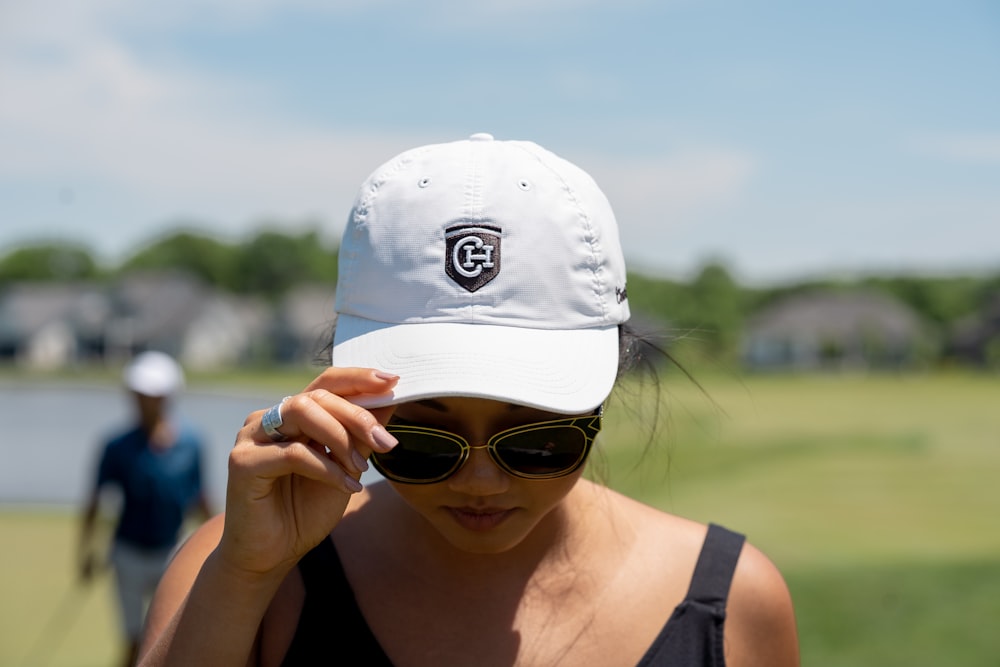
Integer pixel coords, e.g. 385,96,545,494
371,424,398,452
344,476,363,493
374,370,399,381
351,449,369,473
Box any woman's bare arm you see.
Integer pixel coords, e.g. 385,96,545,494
725,541,801,667
138,515,292,666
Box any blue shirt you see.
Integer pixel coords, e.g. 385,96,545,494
96,421,205,549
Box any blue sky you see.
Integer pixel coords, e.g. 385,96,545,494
2,0,998,284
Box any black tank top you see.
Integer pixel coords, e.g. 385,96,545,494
281,524,745,666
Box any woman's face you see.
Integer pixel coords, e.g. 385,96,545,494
385,397,588,555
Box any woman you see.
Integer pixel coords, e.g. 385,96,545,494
139,134,799,666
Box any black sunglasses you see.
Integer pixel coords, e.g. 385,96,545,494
372,410,602,484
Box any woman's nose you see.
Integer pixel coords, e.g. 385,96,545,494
446,445,511,495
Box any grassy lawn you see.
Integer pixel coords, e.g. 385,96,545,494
3,371,998,665
598,371,1000,666
0,511,119,667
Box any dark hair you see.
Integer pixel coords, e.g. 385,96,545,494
591,322,710,486
616,321,705,391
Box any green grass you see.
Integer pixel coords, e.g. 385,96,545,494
787,560,1000,667
3,372,999,665
595,371,1000,666
0,511,119,667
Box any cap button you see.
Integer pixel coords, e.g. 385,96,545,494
469,132,494,142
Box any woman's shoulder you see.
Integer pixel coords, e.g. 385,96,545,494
584,484,799,665
725,539,800,666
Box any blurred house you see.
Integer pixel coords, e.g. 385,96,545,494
0,272,271,370
741,289,926,371
945,292,1000,367
272,284,337,365
0,282,110,368
106,271,270,369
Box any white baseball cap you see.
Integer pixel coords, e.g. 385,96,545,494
332,133,630,414
123,351,185,397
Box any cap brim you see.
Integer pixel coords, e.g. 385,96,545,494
332,315,619,414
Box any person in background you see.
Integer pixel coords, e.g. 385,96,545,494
80,350,212,667
138,134,799,666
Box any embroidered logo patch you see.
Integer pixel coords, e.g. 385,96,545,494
445,224,501,292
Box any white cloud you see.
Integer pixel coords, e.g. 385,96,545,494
910,132,1000,164
0,0,744,262
591,149,756,227
718,193,1000,283
1,0,632,39
0,0,431,257
573,149,757,276
6,0,992,285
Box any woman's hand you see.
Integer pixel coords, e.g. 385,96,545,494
137,368,400,667
218,367,399,578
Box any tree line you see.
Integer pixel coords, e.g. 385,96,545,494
2,227,999,363
626,266,1000,362
0,227,339,302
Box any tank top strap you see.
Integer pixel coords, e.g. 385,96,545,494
684,523,746,610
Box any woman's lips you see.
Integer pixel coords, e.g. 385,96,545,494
446,506,515,531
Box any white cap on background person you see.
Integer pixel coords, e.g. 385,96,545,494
123,351,185,398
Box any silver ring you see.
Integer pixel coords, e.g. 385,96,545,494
262,396,291,442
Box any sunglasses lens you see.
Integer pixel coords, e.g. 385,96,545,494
495,425,589,477
374,430,463,482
